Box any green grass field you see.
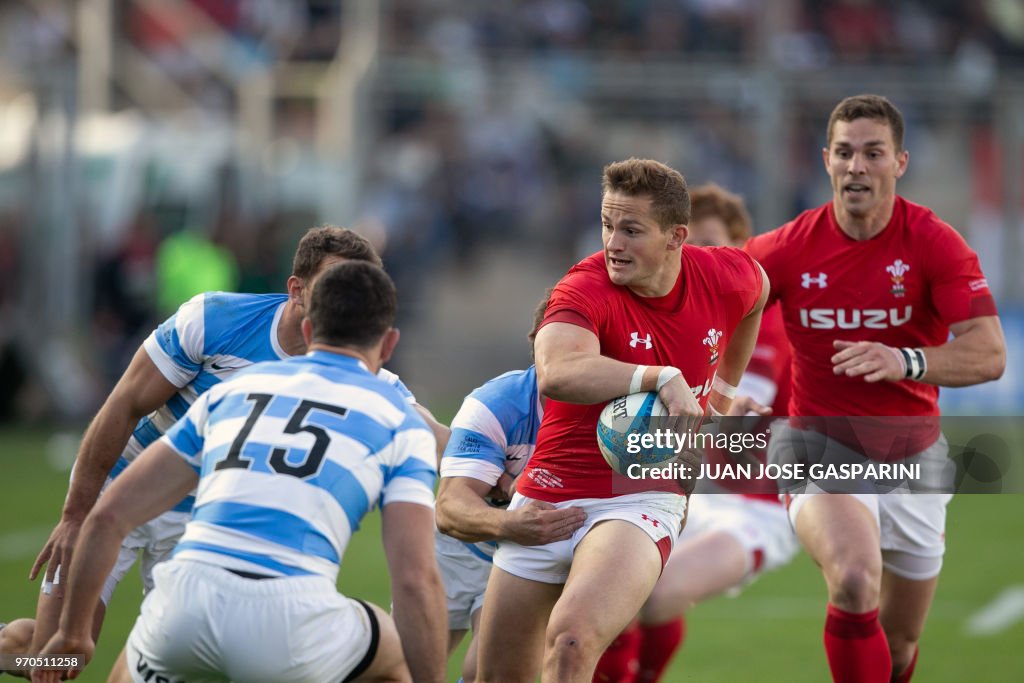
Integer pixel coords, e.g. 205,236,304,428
2,426,1023,682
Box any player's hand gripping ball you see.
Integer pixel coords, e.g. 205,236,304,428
596,391,675,476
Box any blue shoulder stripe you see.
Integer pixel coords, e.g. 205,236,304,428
154,313,201,374
383,457,437,489
165,415,204,461
469,366,539,436
446,427,506,467
200,293,285,360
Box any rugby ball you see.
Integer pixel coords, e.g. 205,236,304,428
596,391,673,476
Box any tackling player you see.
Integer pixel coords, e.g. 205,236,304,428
434,293,586,682
31,261,446,683
745,94,1005,682
475,158,768,682
1,226,448,679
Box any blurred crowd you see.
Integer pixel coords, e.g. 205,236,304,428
0,0,1021,420
386,0,1024,65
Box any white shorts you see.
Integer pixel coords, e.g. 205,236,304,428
435,530,493,631
775,427,953,580
785,491,951,580
680,492,799,586
493,492,686,585
49,509,189,605
124,559,377,683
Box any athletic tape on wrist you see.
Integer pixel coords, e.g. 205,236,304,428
916,348,928,380
711,376,738,399
656,366,682,391
630,365,648,394
901,347,927,380
889,345,909,377
708,403,724,422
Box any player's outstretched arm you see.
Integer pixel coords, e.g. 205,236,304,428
31,443,197,683
381,502,447,683
831,315,1005,387
436,477,586,545
31,347,178,585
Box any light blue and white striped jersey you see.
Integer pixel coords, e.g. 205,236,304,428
439,366,542,560
112,292,415,513
161,350,437,582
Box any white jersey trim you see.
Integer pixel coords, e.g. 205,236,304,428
440,458,504,485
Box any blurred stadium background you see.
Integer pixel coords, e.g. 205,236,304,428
0,1,1022,681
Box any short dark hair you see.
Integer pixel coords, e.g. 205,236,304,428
307,261,396,349
292,226,382,280
602,158,690,229
826,94,905,151
689,183,753,243
527,287,554,357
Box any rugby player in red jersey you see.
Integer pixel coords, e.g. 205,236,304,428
475,159,768,683
745,94,1005,682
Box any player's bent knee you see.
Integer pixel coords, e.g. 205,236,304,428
826,563,881,611
544,628,606,680
546,626,603,666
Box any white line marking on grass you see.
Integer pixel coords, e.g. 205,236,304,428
965,586,1024,636
0,527,51,562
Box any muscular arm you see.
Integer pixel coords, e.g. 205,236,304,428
435,477,585,545
381,502,448,683
31,347,179,582
832,315,1005,387
535,319,705,419
534,322,638,405
32,444,197,681
708,264,770,414
921,316,1005,387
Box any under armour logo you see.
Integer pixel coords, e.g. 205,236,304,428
641,514,660,528
629,332,653,349
801,272,827,288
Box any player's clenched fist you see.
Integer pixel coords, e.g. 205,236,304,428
831,339,906,383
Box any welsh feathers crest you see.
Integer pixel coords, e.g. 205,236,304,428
703,328,722,364
886,259,910,297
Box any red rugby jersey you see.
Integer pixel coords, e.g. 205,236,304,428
518,246,763,502
745,196,997,455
